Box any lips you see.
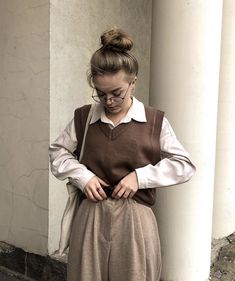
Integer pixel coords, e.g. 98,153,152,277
106,106,118,111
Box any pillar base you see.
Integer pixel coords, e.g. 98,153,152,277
0,242,66,281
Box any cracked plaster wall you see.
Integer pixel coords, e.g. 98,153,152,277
0,1,49,255
49,0,152,254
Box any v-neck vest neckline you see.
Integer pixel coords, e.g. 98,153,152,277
98,121,132,140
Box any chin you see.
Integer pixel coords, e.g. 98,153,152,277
106,107,121,113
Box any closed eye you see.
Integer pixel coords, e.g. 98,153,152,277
95,88,123,97
96,90,105,97
112,91,122,97
96,89,123,97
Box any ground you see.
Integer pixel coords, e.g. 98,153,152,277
0,233,234,281
210,232,235,281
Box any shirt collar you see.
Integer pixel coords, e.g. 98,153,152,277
90,96,147,125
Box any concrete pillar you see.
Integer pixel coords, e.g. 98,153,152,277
212,0,235,238
150,1,223,280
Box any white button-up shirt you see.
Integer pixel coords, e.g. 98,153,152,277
49,97,195,191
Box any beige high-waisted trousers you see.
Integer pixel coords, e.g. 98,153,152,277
67,198,161,281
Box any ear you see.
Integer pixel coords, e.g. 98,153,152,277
130,77,137,93
131,76,137,86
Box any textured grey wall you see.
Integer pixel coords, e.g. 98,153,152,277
0,1,49,255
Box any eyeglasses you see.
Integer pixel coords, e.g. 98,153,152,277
92,82,131,104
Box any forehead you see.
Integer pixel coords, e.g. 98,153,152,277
93,70,129,90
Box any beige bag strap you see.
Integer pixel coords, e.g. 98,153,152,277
57,103,95,256
79,103,95,161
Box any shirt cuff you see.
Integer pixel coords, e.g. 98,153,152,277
135,166,150,189
69,169,95,191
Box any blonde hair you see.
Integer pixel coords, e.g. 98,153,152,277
87,28,139,87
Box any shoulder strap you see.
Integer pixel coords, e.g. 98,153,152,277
79,104,95,161
73,104,94,159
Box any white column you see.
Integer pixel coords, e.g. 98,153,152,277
212,0,235,238
150,1,223,280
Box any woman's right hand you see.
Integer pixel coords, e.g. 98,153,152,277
84,176,109,202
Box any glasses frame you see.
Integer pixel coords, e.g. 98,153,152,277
92,82,132,105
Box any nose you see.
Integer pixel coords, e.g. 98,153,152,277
105,99,113,106
104,94,113,105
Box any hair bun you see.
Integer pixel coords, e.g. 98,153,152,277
100,28,133,52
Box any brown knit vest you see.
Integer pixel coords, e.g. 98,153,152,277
74,104,164,206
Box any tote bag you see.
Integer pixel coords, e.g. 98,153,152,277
58,104,95,256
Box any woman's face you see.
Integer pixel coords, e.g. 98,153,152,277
93,70,136,115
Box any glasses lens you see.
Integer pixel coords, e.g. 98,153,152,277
92,95,123,104
92,84,130,104
110,97,123,104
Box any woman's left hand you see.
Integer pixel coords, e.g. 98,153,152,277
112,171,139,199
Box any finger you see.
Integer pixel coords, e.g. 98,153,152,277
123,189,132,199
86,190,98,202
114,187,126,199
83,188,89,198
128,190,136,198
97,187,107,199
122,185,134,199
92,188,104,201
112,185,122,198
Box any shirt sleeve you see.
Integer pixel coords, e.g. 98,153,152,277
135,117,196,189
49,119,95,191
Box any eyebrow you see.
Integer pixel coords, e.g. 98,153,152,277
95,87,122,94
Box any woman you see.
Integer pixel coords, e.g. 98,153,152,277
49,28,195,281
